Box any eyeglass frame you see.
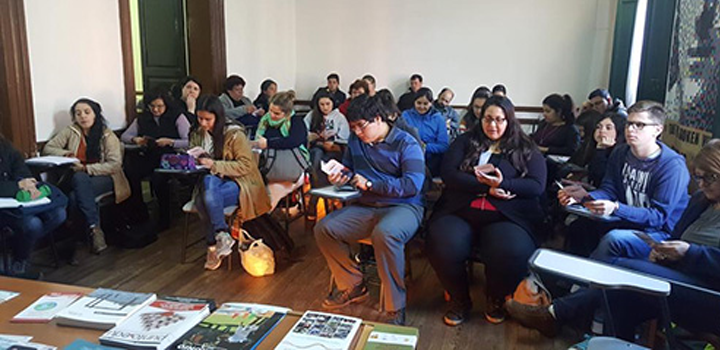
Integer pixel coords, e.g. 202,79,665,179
625,121,660,131
693,173,720,185
481,116,507,125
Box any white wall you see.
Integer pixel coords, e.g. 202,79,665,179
25,0,126,141
294,0,617,107
225,0,297,100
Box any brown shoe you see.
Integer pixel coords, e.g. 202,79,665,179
505,300,558,337
90,226,108,254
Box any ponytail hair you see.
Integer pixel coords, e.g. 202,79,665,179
542,93,575,124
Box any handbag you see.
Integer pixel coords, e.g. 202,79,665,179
238,229,275,277
160,153,198,170
259,148,309,182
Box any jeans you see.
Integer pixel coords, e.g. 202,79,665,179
314,203,422,311
2,191,67,261
194,175,239,245
590,229,669,263
553,258,720,339
428,208,536,307
564,217,648,257
68,172,113,227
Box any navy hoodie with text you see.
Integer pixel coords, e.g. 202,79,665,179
590,141,690,233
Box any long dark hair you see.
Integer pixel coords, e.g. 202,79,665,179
195,95,226,159
71,98,106,163
460,96,537,175
542,94,575,124
310,90,335,132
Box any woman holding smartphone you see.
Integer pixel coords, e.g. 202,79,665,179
427,96,547,326
188,95,271,270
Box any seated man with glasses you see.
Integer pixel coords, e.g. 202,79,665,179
558,101,690,260
314,94,425,326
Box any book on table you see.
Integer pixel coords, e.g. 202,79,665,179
11,292,83,323
99,296,212,350
171,302,290,350
55,288,156,330
63,339,121,350
0,336,56,350
275,311,362,350
0,290,19,304
363,324,419,350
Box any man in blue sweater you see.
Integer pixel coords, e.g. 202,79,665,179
314,94,425,325
559,101,690,261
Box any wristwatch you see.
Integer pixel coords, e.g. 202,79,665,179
365,180,373,190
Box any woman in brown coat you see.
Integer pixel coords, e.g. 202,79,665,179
189,95,271,270
43,98,130,254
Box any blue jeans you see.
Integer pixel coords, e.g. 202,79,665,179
2,188,68,261
195,175,239,245
68,172,113,227
590,229,670,263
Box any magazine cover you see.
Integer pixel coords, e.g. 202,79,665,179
100,297,211,350
56,288,156,329
275,311,362,350
172,303,289,350
12,292,83,323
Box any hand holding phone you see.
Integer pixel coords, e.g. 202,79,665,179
633,231,659,248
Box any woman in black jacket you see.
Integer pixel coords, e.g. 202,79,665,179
0,134,67,277
532,94,580,156
427,96,547,327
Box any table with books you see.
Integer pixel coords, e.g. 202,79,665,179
0,276,419,350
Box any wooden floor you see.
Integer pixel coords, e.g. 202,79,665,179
35,209,579,350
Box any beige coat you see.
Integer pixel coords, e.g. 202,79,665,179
42,124,131,203
190,125,272,221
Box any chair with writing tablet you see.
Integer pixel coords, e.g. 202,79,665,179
528,248,675,349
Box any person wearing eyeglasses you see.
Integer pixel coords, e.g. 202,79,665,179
583,89,628,118
507,139,720,340
427,96,547,326
558,101,690,259
314,94,425,326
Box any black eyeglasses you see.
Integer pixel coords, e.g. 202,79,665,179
626,121,659,130
693,173,720,185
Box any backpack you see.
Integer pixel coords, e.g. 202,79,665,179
511,274,552,307
102,203,158,249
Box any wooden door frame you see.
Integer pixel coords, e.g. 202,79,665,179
118,0,227,123
0,0,37,157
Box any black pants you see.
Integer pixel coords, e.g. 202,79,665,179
123,150,171,225
308,146,342,215
428,207,536,308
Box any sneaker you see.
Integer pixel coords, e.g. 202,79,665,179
214,231,235,259
384,308,406,326
322,283,369,310
443,307,470,327
204,246,222,270
90,226,108,254
485,297,507,324
505,300,558,337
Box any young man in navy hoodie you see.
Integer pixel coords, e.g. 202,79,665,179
559,100,690,261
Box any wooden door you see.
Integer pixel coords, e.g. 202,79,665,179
138,0,187,93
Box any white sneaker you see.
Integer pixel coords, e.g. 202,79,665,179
214,231,235,259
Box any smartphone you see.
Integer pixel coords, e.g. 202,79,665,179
633,231,659,247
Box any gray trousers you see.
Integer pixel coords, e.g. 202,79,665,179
314,203,423,311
